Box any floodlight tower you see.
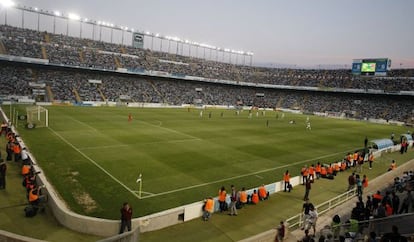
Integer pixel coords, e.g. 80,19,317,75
0,0,15,25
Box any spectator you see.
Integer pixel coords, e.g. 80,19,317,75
283,170,291,192
0,159,6,189
119,202,133,233
381,225,408,242
302,199,313,229
202,197,214,221
276,221,285,242
304,178,311,201
388,160,396,171
399,191,412,214
392,191,400,215
347,173,356,191
218,186,227,212
228,185,238,216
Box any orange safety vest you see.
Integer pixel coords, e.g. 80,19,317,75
334,163,340,171
283,173,290,182
373,193,382,201
353,153,359,161
28,189,39,202
218,190,226,202
204,198,214,212
369,154,374,162
308,167,315,176
327,166,333,174
239,191,248,203
320,167,327,175
258,186,267,198
315,164,321,173
13,144,21,154
363,178,368,188
22,165,31,176
251,193,259,204
341,162,346,171
390,163,396,170
302,167,308,176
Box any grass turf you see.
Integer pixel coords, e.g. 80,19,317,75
4,105,412,220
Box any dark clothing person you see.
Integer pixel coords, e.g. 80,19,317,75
119,202,133,234
0,160,6,189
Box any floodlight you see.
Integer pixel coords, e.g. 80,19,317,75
155,33,160,37
131,28,134,32
83,18,88,22
34,7,38,11
0,0,15,8
124,27,128,31
97,21,102,25
54,11,61,16
68,13,80,21
110,23,114,27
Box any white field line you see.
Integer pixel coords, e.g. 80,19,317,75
136,119,201,141
48,127,141,200
140,149,356,199
68,116,99,132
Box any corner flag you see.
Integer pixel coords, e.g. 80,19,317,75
136,173,142,183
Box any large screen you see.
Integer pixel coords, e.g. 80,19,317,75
352,58,390,76
361,62,376,73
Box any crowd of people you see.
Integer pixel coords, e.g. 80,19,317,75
203,184,270,221
1,25,414,93
294,165,414,242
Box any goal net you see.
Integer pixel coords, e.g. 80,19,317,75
26,106,49,128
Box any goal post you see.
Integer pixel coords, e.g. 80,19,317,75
26,106,48,128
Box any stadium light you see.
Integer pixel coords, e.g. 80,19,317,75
0,0,15,8
34,7,38,11
68,13,80,21
54,11,61,16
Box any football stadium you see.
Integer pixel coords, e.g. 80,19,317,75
0,1,414,242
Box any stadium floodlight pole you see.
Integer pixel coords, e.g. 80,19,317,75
21,8,24,28
0,0,15,25
36,9,40,32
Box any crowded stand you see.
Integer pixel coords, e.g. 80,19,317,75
1,64,414,123
1,25,414,93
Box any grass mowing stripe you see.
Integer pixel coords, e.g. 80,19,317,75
48,127,141,200
78,138,201,150
140,148,356,199
136,119,202,141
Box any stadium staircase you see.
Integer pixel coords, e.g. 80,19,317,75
73,88,82,103
79,50,84,63
0,40,7,54
46,85,54,102
41,46,48,59
114,56,121,69
44,32,50,43
120,47,126,54
148,80,166,103
98,87,106,102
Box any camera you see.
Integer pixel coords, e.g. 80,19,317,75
35,171,41,175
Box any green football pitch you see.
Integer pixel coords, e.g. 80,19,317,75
6,105,410,219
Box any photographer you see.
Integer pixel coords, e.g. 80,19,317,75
28,184,46,206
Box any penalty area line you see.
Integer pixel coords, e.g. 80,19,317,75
48,127,141,200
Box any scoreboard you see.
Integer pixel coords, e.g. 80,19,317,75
352,58,391,76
